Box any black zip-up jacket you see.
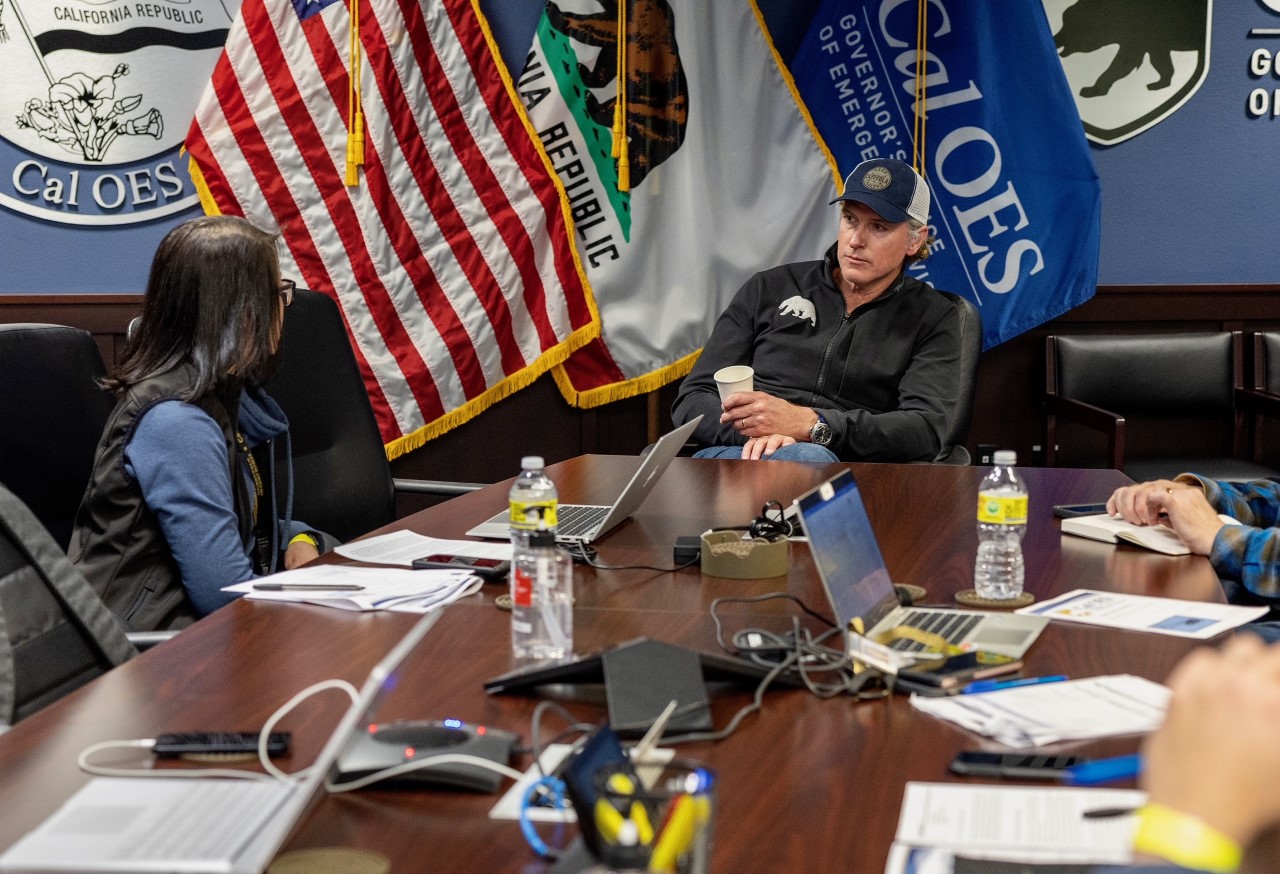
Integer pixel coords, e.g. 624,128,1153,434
672,243,961,462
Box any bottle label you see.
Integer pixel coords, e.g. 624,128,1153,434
512,567,534,608
510,500,558,530
977,493,1028,524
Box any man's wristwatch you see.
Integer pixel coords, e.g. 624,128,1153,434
809,413,833,446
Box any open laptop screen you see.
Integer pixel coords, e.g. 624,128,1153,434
795,470,900,633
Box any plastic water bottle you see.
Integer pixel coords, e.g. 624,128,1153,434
510,530,574,660
974,450,1027,599
509,456,558,547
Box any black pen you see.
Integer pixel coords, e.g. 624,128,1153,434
252,583,364,591
1082,807,1139,819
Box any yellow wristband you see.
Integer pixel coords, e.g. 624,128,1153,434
288,533,319,550
1132,803,1242,873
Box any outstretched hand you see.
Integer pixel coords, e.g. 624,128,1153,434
1142,634,1280,847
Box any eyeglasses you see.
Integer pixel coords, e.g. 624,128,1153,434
277,278,296,308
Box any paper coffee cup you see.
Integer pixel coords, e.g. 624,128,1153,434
714,365,754,402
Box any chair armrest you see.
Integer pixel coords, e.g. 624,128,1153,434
1044,395,1126,470
1045,394,1125,433
392,477,486,497
1236,387,1280,419
126,630,181,650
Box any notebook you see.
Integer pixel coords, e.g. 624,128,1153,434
793,470,1048,660
465,415,703,543
0,611,442,873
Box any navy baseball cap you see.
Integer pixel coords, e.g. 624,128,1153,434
829,158,930,225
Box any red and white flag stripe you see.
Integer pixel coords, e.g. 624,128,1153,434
186,0,596,457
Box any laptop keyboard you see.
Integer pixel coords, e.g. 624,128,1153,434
555,504,609,539
123,780,291,863
890,610,983,652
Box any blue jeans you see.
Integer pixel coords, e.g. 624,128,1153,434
693,443,840,463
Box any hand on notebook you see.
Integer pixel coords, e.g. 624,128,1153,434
1106,479,1223,555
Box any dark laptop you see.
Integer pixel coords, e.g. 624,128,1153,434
794,470,1048,659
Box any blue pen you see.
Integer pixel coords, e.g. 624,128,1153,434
1061,753,1143,786
961,674,1068,695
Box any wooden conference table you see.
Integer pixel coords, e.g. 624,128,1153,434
0,458,1233,872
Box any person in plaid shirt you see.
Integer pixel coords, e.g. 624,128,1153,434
1109,475,1280,638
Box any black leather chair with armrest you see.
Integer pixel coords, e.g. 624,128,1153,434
268,289,486,543
1044,332,1280,483
0,482,137,725
929,292,981,465
1245,332,1280,464
0,324,116,551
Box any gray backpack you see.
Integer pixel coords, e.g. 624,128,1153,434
0,483,135,726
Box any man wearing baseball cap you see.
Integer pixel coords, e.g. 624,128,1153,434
672,157,968,462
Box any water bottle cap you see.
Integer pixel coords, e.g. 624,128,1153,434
528,530,556,547
992,450,1017,465
520,456,545,470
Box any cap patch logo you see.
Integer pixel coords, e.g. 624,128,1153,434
861,167,892,191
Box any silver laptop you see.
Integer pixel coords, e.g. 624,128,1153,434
0,611,441,873
794,470,1047,660
466,415,703,543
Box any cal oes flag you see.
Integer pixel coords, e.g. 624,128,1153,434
186,0,597,457
520,1,836,406
790,0,1101,349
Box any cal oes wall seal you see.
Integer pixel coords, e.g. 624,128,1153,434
0,0,232,225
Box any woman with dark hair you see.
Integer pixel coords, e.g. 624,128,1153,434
70,215,325,631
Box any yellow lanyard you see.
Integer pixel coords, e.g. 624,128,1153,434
234,431,263,525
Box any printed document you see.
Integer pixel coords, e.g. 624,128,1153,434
1018,589,1268,639
884,782,1144,873
224,565,482,613
335,530,512,566
910,674,1169,748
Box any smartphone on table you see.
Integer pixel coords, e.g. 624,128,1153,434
896,652,1022,689
949,751,1083,779
1052,502,1110,518
411,554,511,581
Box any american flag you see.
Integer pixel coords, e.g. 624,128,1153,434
185,0,597,458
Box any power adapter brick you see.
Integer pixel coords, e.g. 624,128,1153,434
673,535,702,565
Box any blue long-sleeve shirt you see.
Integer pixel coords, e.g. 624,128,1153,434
1179,474,1280,602
124,392,310,616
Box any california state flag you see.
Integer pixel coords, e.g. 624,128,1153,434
516,1,835,406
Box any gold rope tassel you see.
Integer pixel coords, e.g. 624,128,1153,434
912,0,927,176
613,0,630,192
345,0,365,187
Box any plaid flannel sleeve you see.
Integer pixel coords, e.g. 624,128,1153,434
1180,474,1280,601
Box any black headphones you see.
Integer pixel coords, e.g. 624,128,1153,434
747,501,798,541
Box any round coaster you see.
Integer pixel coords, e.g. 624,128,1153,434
954,589,1035,610
494,593,513,611
268,848,390,874
894,584,928,605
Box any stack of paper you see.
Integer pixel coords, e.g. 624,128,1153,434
884,782,1144,873
910,675,1169,748
334,530,512,566
223,566,483,613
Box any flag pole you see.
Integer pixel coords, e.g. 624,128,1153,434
8,0,55,85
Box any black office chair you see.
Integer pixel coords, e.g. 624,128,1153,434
1044,332,1280,482
268,289,485,543
931,292,981,465
0,324,116,551
1245,332,1280,465
0,482,137,725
